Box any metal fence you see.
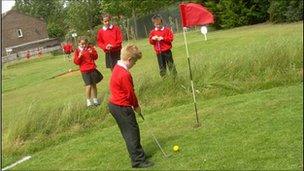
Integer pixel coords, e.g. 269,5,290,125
2,45,61,64
120,5,183,40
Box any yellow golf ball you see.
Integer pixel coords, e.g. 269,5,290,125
173,145,179,152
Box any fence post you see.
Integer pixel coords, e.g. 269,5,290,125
175,18,179,33
144,25,148,37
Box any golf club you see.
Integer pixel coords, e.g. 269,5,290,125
138,112,170,158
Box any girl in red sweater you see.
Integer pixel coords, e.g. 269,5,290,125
62,41,74,61
149,14,177,77
74,37,103,107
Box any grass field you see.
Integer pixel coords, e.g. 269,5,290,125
2,22,303,170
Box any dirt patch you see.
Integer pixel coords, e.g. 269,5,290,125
50,69,80,79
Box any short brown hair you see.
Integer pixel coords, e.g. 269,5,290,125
152,14,163,23
100,13,111,20
78,36,88,43
121,44,142,61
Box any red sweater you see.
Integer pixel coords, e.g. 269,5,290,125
63,43,73,54
97,25,123,53
109,65,139,108
149,27,173,54
73,46,98,73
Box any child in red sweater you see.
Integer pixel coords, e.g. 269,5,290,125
149,14,177,77
74,37,103,107
26,50,31,59
97,14,123,71
62,41,74,61
108,44,154,168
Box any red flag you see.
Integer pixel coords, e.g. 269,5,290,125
179,3,214,27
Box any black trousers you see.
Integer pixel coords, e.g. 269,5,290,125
105,51,120,69
157,50,177,77
108,103,146,167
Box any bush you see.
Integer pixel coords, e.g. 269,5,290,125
268,0,303,23
205,0,302,29
51,49,64,56
244,0,270,24
47,22,66,40
285,0,303,22
218,1,250,28
85,24,103,45
205,0,270,29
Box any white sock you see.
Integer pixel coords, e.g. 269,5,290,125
87,99,93,106
93,98,99,104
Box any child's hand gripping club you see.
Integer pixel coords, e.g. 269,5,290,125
135,107,144,121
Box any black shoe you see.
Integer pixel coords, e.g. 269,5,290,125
132,161,154,168
94,103,100,106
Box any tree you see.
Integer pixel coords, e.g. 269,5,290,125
15,0,67,39
205,0,270,29
15,0,64,22
243,0,270,25
268,0,303,23
64,0,102,36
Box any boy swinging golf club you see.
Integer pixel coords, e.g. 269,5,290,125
108,44,154,168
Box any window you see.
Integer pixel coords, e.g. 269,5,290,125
17,29,23,38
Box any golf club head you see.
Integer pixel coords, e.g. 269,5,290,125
159,149,171,159
163,153,172,158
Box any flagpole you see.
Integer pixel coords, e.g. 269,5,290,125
182,27,200,127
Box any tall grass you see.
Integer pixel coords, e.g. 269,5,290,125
2,91,110,155
136,36,303,111
198,37,302,90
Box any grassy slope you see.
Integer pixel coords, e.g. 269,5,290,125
13,85,303,170
2,22,303,169
3,22,302,125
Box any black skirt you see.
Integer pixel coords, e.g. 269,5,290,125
105,51,121,69
81,69,103,86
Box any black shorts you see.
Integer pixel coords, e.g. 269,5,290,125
105,51,120,69
81,69,103,86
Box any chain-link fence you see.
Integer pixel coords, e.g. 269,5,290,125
120,5,183,40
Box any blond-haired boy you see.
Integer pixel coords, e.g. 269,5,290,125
108,44,154,168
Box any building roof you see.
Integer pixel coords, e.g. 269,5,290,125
2,9,44,21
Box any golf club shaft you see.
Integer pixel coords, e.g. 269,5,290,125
138,112,168,158
151,133,168,158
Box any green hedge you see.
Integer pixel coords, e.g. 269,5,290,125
268,0,303,23
204,0,302,29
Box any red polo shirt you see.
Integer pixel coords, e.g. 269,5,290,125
97,25,123,53
149,27,174,54
109,64,139,108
